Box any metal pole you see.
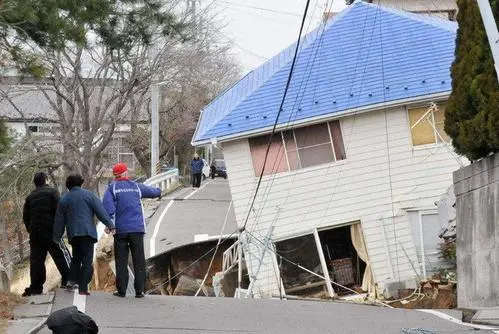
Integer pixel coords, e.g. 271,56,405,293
477,0,499,80
237,236,243,292
246,225,275,298
313,228,336,297
151,83,159,177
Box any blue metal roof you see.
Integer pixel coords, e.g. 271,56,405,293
192,1,457,144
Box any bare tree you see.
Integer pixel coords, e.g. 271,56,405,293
127,20,241,175
0,1,194,189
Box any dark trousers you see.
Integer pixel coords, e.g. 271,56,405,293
68,236,95,293
114,233,146,295
192,173,202,188
29,235,71,293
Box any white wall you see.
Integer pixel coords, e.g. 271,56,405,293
380,0,457,12
222,105,466,297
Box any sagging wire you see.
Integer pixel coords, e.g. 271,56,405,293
194,200,233,297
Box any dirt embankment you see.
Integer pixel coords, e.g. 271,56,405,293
390,282,457,309
91,235,116,292
0,292,23,333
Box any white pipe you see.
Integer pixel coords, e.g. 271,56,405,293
477,0,499,80
150,83,159,177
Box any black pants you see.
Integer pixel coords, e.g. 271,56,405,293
114,233,146,295
192,173,202,188
29,234,71,293
68,236,95,293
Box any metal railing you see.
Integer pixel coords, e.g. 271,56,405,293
143,168,180,192
222,241,241,275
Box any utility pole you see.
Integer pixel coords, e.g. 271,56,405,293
476,0,499,80
150,83,159,177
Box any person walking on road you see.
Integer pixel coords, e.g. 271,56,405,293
103,163,161,298
190,153,204,188
54,174,115,296
22,172,71,297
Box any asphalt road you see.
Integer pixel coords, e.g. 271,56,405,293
38,289,498,334
35,180,499,334
145,179,237,259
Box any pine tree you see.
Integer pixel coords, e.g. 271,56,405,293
445,0,499,161
0,0,186,76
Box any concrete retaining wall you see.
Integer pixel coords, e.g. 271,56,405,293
454,153,499,308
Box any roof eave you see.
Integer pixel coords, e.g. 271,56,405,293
192,91,451,146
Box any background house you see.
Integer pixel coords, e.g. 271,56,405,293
0,77,146,193
348,0,458,20
192,1,467,298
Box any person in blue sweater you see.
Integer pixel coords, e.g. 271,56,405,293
190,153,204,188
54,174,115,295
103,163,161,298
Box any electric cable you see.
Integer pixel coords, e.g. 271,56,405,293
240,0,313,233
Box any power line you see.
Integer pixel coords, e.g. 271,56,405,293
240,0,313,232
215,0,318,19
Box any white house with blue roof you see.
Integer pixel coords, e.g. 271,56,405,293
192,1,467,298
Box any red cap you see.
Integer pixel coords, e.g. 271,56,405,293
112,163,128,177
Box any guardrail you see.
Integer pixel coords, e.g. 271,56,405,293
143,168,180,192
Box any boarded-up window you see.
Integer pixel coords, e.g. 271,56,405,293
408,104,450,146
248,120,347,176
249,134,287,176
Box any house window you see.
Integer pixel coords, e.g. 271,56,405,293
408,104,450,146
248,134,288,176
248,120,346,176
408,211,453,277
28,125,38,133
119,153,135,170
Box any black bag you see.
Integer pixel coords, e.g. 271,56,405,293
46,306,98,334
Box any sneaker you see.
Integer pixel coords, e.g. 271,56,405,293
113,292,126,298
135,293,144,298
79,291,90,296
65,282,79,291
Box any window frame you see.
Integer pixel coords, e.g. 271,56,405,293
248,120,346,177
407,104,450,148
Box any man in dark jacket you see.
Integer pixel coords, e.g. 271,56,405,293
103,163,161,298
190,153,204,188
54,174,115,295
22,172,71,297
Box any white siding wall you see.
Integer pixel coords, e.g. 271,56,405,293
380,0,457,12
223,106,466,297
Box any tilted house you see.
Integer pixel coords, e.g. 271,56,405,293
192,1,466,298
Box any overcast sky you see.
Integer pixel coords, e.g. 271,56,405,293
209,0,347,72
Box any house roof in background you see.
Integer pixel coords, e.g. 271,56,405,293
0,79,150,123
192,0,457,144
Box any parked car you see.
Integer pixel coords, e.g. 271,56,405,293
210,159,227,179
202,159,210,180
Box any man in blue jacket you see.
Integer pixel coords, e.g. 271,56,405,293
190,153,204,188
54,174,115,295
103,163,161,298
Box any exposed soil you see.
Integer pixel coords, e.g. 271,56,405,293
0,292,24,334
390,284,457,309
